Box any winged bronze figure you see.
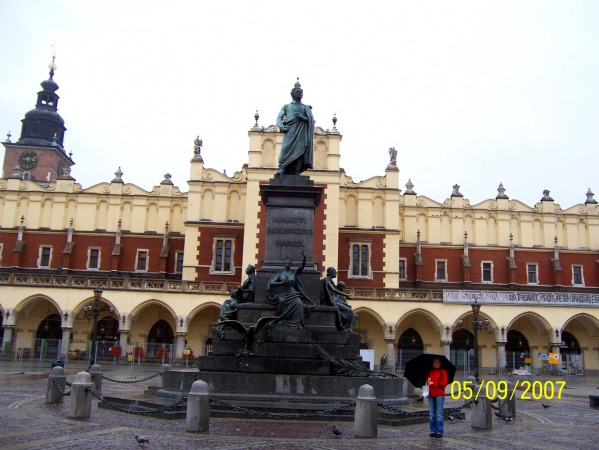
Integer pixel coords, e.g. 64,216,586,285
217,316,277,356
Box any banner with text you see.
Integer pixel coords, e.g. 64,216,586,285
443,290,599,307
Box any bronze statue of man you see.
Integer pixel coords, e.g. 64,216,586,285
276,79,314,175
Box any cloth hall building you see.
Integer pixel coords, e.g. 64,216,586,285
1,66,599,375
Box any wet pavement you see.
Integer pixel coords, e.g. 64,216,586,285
0,360,598,449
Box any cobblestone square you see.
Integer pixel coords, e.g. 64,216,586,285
0,362,598,449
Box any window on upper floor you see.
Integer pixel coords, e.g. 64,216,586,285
38,246,52,268
572,265,584,286
398,258,407,280
348,240,372,279
527,263,538,284
211,237,235,274
435,260,447,282
175,252,184,273
87,248,100,270
482,261,493,283
0,243,3,267
135,250,149,272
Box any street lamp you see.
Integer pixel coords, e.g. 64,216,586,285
470,300,490,383
83,288,111,367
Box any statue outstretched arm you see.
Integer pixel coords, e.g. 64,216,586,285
296,251,306,276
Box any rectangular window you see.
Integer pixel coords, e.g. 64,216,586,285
527,264,538,284
482,262,493,283
38,246,52,268
572,266,584,286
87,248,100,270
175,252,184,273
351,244,370,277
435,260,447,281
136,250,148,272
214,240,232,272
398,258,407,280
0,243,3,267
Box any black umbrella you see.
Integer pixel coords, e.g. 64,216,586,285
403,354,457,388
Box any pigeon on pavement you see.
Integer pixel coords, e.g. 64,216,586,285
332,425,342,437
542,403,551,409
135,435,150,444
416,396,424,403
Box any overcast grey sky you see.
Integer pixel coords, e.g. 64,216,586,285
1,1,598,209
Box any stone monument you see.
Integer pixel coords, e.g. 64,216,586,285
159,80,406,410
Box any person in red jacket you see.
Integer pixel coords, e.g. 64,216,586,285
425,357,448,437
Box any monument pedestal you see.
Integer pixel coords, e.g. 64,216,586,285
164,175,407,410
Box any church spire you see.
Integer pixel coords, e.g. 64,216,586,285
16,52,67,149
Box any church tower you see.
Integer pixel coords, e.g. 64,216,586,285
2,55,75,184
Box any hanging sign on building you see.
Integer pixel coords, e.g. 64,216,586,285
443,290,599,307
548,353,561,364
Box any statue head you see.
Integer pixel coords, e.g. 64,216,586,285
290,87,303,101
337,281,345,291
283,257,292,270
326,267,337,278
245,264,255,275
290,77,303,101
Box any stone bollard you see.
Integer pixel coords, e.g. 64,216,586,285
89,364,102,395
470,383,492,430
46,366,66,404
185,380,210,433
498,381,516,418
354,384,378,438
68,371,93,419
160,364,171,388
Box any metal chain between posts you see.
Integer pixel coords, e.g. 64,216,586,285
101,373,161,384
378,399,475,417
85,387,186,416
52,379,71,396
210,399,357,419
490,396,510,410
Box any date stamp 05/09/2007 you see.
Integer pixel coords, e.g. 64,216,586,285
449,380,566,401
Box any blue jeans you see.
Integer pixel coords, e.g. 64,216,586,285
428,395,445,435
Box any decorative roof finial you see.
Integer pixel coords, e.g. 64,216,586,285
50,134,58,147
585,188,597,204
404,179,416,195
161,173,173,185
112,167,123,183
49,42,57,80
451,184,463,197
541,190,554,202
332,113,337,129
68,150,73,159
254,110,260,127
4,131,11,143
11,164,21,178
496,182,509,200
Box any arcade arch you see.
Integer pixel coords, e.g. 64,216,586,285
187,302,221,356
